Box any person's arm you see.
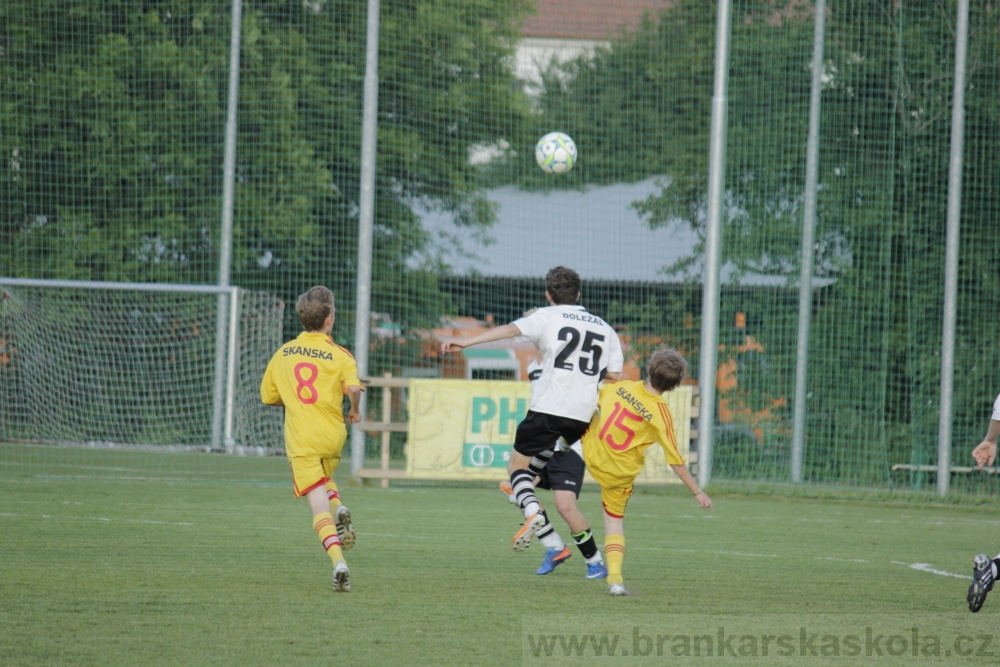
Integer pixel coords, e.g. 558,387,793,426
440,323,522,355
670,462,713,509
345,385,363,424
260,359,284,406
972,419,1000,468
972,395,1000,468
602,330,627,383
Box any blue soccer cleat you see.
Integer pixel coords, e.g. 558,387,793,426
536,546,572,575
585,561,608,580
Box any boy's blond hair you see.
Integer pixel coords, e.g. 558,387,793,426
647,349,687,394
296,286,334,332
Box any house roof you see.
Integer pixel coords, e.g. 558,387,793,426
418,177,820,287
420,178,684,283
521,0,676,40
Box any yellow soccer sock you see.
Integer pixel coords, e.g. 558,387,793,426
605,534,625,586
326,482,343,512
313,512,345,565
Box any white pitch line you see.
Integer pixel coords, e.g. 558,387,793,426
634,546,778,557
1,512,193,526
715,550,778,558
891,561,967,579
360,532,451,540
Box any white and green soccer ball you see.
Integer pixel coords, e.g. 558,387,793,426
534,132,577,174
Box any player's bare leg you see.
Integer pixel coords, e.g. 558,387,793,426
552,490,606,579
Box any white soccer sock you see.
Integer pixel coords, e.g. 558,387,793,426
539,529,565,550
511,469,541,519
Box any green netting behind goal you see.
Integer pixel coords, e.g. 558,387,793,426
3,0,1000,496
0,283,285,475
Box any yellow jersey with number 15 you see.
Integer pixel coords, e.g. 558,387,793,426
581,380,684,489
260,331,362,458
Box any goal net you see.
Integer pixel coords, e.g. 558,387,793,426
0,281,285,460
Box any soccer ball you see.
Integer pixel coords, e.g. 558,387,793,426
535,132,577,174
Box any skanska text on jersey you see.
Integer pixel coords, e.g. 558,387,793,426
282,346,334,360
561,312,606,325
615,385,654,422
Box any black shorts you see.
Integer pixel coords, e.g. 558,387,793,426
514,411,590,458
535,449,585,498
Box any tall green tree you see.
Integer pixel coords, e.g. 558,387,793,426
517,0,1000,484
1,0,532,347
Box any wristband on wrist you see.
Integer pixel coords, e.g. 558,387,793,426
693,488,702,496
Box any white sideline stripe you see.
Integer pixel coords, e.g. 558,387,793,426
715,550,777,558
0,512,192,526
642,546,777,558
816,556,868,563
892,560,967,579
356,532,451,540
801,516,1000,528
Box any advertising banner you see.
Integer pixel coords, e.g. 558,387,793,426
407,380,692,484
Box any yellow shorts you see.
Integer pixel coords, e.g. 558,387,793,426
288,453,342,498
600,485,634,518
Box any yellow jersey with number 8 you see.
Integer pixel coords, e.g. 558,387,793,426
260,331,362,458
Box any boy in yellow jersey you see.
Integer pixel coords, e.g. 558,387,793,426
260,286,364,593
580,349,712,596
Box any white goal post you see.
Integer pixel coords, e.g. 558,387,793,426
0,278,284,454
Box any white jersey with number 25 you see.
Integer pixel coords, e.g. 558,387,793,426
513,305,624,422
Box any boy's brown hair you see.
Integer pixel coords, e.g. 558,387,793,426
545,266,581,305
296,286,334,332
646,349,687,394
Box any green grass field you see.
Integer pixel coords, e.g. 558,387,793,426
3,450,1000,666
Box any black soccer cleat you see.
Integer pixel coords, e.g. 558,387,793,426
968,554,994,613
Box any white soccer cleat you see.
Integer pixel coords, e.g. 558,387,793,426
512,513,545,552
333,561,351,592
335,505,356,551
608,582,629,597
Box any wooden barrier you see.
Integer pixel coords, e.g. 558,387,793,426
355,374,410,487
891,464,1000,475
